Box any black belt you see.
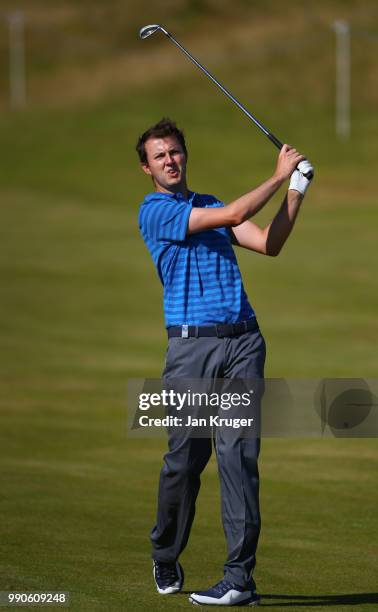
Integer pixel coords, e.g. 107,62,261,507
167,318,259,339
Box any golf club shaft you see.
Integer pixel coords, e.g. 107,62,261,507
140,25,312,179
163,30,284,149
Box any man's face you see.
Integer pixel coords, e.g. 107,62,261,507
141,135,187,193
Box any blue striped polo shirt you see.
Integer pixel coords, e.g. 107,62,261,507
138,190,255,327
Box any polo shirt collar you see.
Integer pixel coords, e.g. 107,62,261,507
175,190,196,204
144,190,197,204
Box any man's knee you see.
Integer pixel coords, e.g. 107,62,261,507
163,439,212,479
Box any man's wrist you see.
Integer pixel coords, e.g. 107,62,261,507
287,189,304,206
271,172,286,187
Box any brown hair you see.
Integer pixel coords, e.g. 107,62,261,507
136,117,188,164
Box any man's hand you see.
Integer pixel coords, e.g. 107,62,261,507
289,160,314,196
273,144,306,182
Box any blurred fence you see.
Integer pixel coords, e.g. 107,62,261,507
1,6,377,134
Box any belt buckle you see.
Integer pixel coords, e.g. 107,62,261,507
216,324,225,338
181,324,189,338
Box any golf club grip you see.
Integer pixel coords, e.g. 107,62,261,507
268,133,313,180
268,132,283,149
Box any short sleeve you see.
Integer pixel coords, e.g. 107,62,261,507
139,198,191,242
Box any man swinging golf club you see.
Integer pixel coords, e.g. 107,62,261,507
136,117,313,606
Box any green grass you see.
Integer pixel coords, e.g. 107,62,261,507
1,42,378,612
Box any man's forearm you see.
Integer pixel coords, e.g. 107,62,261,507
226,175,285,226
265,190,303,256
188,146,312,235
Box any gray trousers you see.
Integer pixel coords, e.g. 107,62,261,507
150,327,266,588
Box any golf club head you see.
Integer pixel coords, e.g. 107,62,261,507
139,24,164,39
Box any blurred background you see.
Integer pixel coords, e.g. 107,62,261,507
0,1,377,609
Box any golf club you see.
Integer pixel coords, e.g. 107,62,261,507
139,24,313,180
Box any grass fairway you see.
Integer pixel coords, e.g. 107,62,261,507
0,78,377,612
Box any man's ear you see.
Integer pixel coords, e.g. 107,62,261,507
141,163,152,176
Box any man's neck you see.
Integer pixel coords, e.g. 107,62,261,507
155,183,189,199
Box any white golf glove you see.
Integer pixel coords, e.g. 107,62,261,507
289,160,314,196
